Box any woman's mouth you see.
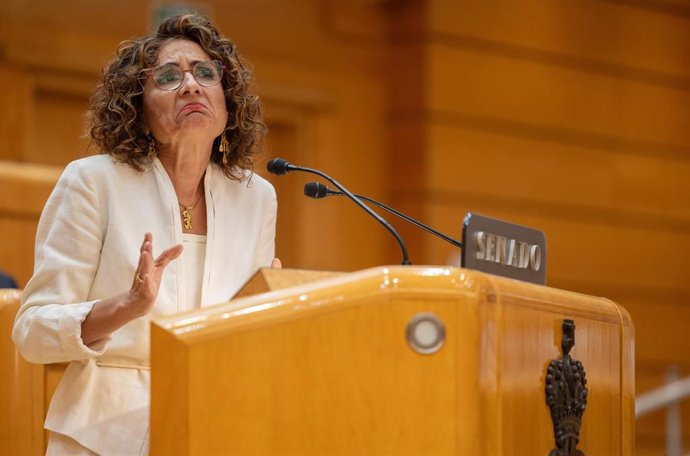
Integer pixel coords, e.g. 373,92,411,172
180,103,206,113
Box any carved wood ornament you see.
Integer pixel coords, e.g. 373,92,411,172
545,319,588,456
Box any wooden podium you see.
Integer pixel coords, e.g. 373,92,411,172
151,266,634,455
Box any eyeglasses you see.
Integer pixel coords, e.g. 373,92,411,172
144,60,224,91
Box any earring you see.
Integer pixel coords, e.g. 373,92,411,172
220,132,229,166
147,135,157,160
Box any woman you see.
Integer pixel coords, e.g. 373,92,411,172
12,14,277,455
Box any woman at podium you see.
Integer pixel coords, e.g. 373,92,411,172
12,14,277,455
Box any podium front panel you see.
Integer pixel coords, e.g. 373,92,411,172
151,267,633,455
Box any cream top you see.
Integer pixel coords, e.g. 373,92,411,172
182,233,207,311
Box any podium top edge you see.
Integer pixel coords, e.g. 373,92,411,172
151,266,625,342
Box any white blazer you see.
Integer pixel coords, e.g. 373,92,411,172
13,155,277,455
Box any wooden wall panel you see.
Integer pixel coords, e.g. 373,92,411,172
624,299,690,365
428,44,690,148
0,162,61,286
1,17,138,74
428,0,690,78
214,0,386,72
27,90,91,166
254,49,391,270
423,125,690,222
0,68,32,161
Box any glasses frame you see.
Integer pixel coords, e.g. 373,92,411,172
142,60,226,91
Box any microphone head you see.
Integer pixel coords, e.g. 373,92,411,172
267,158,292,176
304,182,330,199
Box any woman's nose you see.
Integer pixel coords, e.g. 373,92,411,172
179,71,201,93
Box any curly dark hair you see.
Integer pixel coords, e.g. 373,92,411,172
88,14,266,180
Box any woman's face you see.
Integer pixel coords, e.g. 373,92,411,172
142,39,228,149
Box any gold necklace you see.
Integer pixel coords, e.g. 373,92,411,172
179,192,203,231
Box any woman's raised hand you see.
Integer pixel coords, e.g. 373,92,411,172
129,232,183,318
81,233,182,345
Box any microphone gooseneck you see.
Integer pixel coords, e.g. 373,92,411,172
267,158,411,265
304,182,463,249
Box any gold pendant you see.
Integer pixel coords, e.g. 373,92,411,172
182,207,193,230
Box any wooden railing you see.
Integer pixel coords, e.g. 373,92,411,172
0,290,66,456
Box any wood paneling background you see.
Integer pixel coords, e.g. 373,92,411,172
386,1,690,453
0,0,688,453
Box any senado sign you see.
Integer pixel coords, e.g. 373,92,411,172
462,213,547,285
475,232,542,271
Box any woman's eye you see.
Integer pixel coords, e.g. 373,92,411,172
154,68,180,84
196,66,216,80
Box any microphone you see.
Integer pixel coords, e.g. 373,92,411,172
266,158,295,176
267,158,411,265
304,182,463,250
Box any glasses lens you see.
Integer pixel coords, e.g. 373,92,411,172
193,61,223,87
152,64,183,90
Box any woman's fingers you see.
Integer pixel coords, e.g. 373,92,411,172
129,233,183,317
133,234,159,286
139,233,152,257
155,244,183,268
132,233,181,301
271,257,282,269
133,234,151,288
132,249,153,290
139,248,155,273
137,233,153,259
136,233,149,270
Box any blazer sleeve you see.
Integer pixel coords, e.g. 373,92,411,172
13,160,112,364
253,182,277,270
